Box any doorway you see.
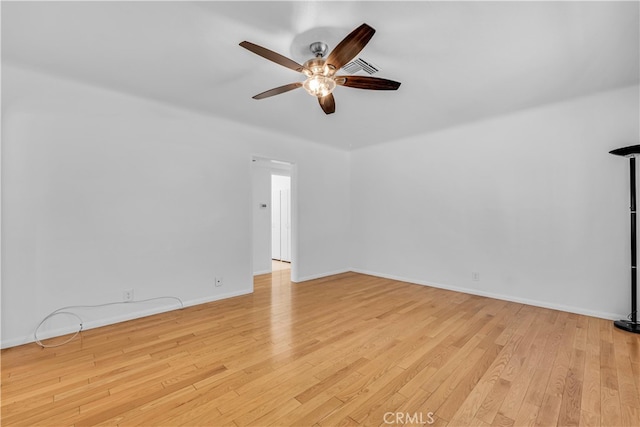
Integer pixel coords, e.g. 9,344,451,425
271,174,291,264
251,157,295,278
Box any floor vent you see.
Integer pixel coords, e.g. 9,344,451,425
342,58,379,75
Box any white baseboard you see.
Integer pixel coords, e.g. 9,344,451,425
350,268,625,321
0,288,253,349
293,268,351,283
253,269,272,276
4,269,624,349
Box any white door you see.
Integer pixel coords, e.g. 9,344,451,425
280,188,291,262
271,175,291,262
271,186,281,260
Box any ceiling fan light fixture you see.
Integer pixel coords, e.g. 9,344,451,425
303,75,336,98
301,57,336,97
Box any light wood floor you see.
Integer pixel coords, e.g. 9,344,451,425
2,271,639,426
272,260,291,272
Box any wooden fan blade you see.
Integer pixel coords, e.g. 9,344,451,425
325,24,376,71
252,82,303,100
318,94,336,114
335,75,401,90
240,41,307,73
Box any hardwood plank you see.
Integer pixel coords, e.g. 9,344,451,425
557,349,585,426
492,412,515,427
496,312,552,420
601,386,622,426
534,315,577,426
447,335,523,426
317,366,407,426
355,391,407,426
513,402,540,427
613,328,640,409
295,357,369,404
621,405,640,427
436,343,504,422
276,370,367,426
73,365,226,426
581,316,602,419
579,409,600,427
273,395,345,426
600,321,620,391
474,377,512,424
128,388,237,426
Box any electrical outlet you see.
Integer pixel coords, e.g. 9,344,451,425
215,277,223,287
472,272,480,282
123,289,134,302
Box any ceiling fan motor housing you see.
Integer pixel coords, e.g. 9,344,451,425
309,41,329,58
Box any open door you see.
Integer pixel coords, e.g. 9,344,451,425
272,175,291,262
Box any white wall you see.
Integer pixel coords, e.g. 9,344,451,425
1,65,351,347
350,86,639,320
251,160,273,276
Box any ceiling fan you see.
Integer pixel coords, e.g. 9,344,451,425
239,23,401,115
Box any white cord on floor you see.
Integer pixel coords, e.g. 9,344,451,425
34,296,184,348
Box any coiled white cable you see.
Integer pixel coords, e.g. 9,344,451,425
34,296,184,348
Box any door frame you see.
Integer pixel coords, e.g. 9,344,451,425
250,155,298,281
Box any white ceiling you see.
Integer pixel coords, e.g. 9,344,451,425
2,1,639,150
